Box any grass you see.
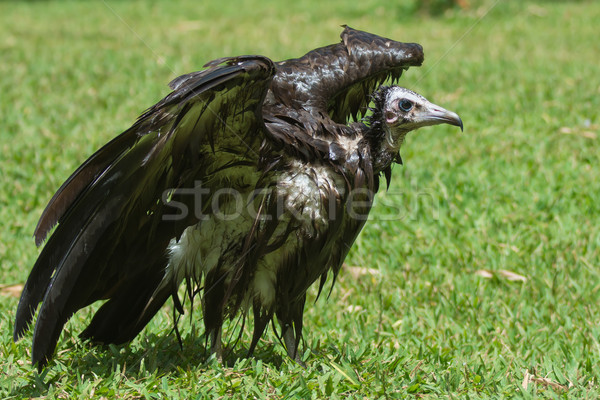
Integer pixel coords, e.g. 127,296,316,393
1,0,599,398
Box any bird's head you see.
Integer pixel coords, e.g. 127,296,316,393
367,86,463,166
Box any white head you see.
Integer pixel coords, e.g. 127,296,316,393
378,86,463,152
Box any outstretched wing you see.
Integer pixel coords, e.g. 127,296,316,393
14,55,275,368
261,26,423,168
272,26,424,123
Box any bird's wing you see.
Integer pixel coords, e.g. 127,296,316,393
14,55,275,367
33,55,273,245
272,26,424,123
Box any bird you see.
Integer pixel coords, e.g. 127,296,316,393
14,26,462,370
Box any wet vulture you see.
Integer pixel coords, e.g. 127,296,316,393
14,26,462,369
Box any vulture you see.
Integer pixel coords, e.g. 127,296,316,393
14,26,462,370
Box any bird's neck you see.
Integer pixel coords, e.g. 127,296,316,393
362,121,405,174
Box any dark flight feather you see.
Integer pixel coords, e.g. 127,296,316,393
16,56,276,367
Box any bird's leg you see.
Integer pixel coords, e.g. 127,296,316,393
277,296,306,366
281,323,298,359
209,328,223,362
280,321,305,367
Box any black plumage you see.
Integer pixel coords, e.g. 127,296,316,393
14,26,462,369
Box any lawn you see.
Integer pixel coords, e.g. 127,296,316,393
1,0,599,398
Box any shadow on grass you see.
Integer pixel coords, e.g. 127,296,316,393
10,331,286,398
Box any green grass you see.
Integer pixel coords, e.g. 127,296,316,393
1,0,599,398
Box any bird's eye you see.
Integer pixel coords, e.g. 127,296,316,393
398,99,413,112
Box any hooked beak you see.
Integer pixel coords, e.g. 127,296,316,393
421,104,463,132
